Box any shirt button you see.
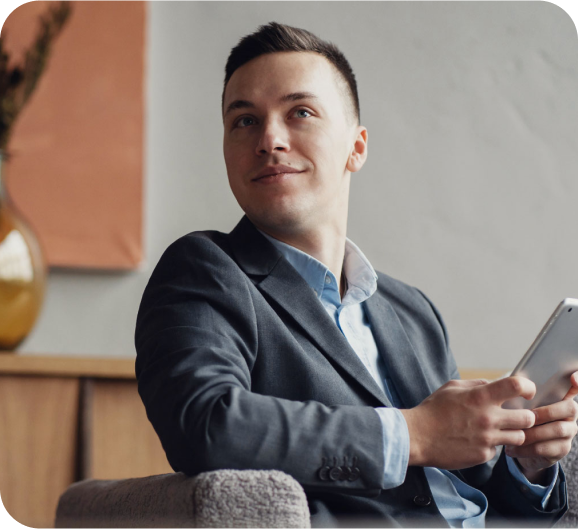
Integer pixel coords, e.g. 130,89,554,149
413,495,432,507
325,276,331,284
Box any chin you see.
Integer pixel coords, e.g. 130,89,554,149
245,206,309,234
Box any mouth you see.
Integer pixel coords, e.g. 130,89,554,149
252,171,304,183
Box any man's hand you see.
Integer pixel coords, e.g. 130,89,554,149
400,376,536,470
504,372,578,484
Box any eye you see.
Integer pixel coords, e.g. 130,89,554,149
295,108,312,118
235,116,255,128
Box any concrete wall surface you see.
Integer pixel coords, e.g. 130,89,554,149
19,1,578,370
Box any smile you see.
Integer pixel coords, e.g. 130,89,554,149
253,171,304,183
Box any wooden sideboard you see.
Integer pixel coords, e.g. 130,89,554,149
0,354,172,528
0,353,507,528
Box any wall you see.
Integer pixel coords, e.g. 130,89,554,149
19,1,578,370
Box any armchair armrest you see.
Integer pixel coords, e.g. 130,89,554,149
54,469,310,528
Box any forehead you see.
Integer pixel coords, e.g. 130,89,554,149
223,51,342,112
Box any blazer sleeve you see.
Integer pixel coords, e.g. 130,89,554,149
134,233,385,494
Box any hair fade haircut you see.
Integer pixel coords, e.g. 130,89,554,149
222,22,360,126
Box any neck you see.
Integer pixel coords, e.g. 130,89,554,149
253,218,348,297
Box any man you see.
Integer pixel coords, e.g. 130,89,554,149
135,22,577,527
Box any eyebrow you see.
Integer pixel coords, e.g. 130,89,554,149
224,91,320,118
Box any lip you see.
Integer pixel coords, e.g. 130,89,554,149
253,164,303,181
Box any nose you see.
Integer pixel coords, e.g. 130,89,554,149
255,118,290,155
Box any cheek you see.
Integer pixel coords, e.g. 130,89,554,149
224,149,250,183
297,134,332,171
307,128,347,165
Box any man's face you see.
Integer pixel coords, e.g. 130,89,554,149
222,51,367,234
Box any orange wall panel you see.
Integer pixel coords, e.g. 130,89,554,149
2,1,145,269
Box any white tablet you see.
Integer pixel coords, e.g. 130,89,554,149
502,298,578,410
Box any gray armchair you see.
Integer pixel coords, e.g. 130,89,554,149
54,469,311,528
55,446,578,528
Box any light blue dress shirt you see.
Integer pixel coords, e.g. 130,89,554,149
258,229,558,527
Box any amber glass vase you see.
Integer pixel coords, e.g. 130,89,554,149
0,151,47,351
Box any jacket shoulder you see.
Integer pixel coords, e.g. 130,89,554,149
374,269,452,351
164,228,232,258
374,270,430,311
151,228,244,278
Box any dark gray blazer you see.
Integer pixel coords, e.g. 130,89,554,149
135,215,567,527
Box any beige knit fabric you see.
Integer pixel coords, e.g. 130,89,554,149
54,469,311,528
51,447,578,528
55,473,195,528
194,470,310,528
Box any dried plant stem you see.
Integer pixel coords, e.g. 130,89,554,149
0,1,72,151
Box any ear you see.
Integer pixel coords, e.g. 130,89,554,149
346,126,368,173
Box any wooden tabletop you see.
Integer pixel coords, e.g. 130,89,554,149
0,353,136,379
0,352,508,382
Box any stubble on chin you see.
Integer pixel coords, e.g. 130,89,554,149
245,201,314,236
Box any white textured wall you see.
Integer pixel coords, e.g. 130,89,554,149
20,2,578,370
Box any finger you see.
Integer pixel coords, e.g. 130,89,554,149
448,378,489,388
495,409,535,430
495,429,526,447
533,399,578,426
505,439,571,461
483,376,536,405
522,421,578,445
563,372,578,400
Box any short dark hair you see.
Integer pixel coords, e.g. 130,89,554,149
222,22,360,126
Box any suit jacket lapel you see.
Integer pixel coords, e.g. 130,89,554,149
228,216,391,407
364,291,434,409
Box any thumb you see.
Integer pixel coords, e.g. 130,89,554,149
453,378,490,388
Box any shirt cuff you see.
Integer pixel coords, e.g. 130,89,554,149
505,454,559,509
374,407,410,489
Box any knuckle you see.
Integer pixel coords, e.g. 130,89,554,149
479,431,494,447
509,377,523,394
564,422,577,439
554,423,566,438
477,413,493,431
532,444,544,457
533,443,548,458
470,390,488,408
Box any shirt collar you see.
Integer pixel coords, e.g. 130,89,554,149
257,229,378,306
